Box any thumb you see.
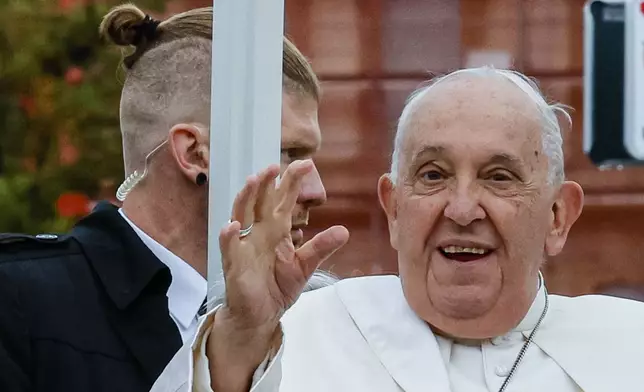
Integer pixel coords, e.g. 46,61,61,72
295,225,349,278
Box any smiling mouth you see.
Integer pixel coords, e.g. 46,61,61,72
439,246,493,262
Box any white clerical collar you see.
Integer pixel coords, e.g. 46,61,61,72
118,209,207,337
513,273,547,332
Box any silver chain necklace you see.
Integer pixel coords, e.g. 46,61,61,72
497,288,550,392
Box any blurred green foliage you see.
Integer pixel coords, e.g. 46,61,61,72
0,0,165,233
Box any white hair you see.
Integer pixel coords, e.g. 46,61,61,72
389,67,571,186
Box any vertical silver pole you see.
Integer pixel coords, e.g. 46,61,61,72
207,0,284,303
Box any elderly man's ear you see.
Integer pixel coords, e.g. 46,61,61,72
378,174,400,249
545,181,584,257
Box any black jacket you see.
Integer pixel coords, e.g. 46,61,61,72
0,202,182,391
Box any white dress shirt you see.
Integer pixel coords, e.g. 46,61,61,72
119,209,207,343
435,279,582,391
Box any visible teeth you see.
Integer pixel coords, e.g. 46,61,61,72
442,246,487,254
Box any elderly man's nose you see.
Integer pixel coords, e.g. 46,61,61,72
443,186,486,226
297,162,327,207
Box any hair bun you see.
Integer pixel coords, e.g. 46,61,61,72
99,4,158,47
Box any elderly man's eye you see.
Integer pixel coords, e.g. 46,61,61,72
420,170,444,181
488,171,513,182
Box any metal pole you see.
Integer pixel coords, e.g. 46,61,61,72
207,0,284,303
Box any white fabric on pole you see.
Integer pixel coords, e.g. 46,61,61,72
207,0,284,303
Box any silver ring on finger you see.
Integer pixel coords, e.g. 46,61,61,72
239,223,253,238
228,219,254,238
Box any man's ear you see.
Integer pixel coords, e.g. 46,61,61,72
378,174,400,250
545,181,584,257
168,123,209,184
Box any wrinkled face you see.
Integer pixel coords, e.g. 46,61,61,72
378,75,582,338
281,91,326,248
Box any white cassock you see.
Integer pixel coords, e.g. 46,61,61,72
152,275,644,392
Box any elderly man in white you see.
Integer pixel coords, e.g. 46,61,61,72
152,67,644,392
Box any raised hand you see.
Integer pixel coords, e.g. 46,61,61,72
208,161,349,392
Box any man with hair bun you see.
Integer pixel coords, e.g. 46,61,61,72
0,4,339,392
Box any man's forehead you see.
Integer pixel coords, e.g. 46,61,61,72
400,75,545,167
414,74,540,116
405,76,541,140
281,121,321,147
281,92,321,148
